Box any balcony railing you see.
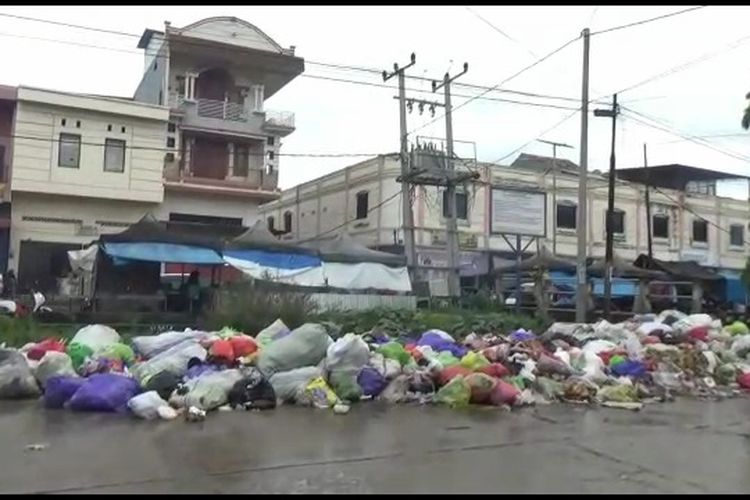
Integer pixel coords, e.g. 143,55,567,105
196,98,248,122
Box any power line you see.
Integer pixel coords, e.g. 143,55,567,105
491,109,580,164
464,6,539,58
590,6,707,36
407,34,582,136
0,10,588,105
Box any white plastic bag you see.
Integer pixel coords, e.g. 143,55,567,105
581,340,617,355
637,322,673,337
131,340,207,384
269,366,322,403
0,349,41,399
34,351,77,388
71,325,121,351
131,329,210,358
256,323,329,376
184,369,244,411
128,391,170,420
368,352,401,380
580,351,607,384
324,333,369,376
256,319,290,347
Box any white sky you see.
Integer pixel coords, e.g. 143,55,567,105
1,5,749,196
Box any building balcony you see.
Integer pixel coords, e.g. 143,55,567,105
163,158,279,200
169,93,295,137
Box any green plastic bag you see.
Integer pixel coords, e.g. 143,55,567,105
376,342,411,366
608,354,627,367
436,351,460,367
66,343,93,371
329,371,362,403
534,376,564,400
460,351,490,371
434,376,471,408
97,343,135,365
218,326,241,339
726,321,749,337
509,375,527,390
715,364,737,385
598,384,638,403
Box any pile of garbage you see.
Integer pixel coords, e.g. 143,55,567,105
2,309,750,421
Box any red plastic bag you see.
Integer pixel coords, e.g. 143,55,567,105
229,335,258,358
489,379,520,406
437,365,472,386
477,363,510,378
738,372,750,390
641,336,660,345
688,327,709,343
27,338,66,361
466,373,498,404
210,339,235,363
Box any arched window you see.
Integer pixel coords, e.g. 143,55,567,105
267,216,275,231
283,211,293,233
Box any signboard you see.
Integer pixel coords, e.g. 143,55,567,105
490,188,546,237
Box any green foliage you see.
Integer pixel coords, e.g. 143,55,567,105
206,282,318,335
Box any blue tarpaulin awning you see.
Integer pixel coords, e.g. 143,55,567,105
222,249,321,270
101,242,224,265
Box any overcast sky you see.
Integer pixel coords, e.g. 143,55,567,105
1,5,749,196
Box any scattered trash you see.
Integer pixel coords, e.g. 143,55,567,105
186,406,206,422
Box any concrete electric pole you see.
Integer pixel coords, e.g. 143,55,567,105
432,63,469,299
576,28,591,323
537,139,573,256
383,54,418,282
594,93,620,319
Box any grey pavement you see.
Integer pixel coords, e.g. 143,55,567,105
1,397,749,494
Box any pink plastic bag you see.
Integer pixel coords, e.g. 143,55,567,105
489,379,520,406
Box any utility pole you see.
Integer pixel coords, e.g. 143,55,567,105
537,139,573,255
576,28,591,323
594,94,619,319
433,63,469,299
383,54,418,282
643,143,653,260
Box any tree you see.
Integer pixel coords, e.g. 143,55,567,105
743,92,750,130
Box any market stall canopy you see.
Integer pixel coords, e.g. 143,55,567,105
100,214,243,250
493,246,577,274
587,254,667,279
633,254,723,282
224,220,317,255
302,233,406,266
101,242,225,265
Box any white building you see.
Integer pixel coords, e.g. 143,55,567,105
259,153,750,295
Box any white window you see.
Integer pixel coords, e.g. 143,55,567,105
442,190,468,220
103,138,125,173
58,133,81,168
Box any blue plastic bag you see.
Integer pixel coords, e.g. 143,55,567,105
68,374,140,412
417,333,468,358
357,366,388,397
44,376,85,409
610,360,647,378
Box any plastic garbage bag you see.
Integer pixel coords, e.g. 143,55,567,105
488,379,520,406
256,323,329,376
652,371,683,390
357,366,387,397
435,351,460,367
329,371,362,402
509,329,536,342
437,365,473,386
580,350,608,384
368,352,401,380
730,335,750,358
624,332,644,361
43,375,85,409
379,374,411,404
0,349,41,399
608,354,627,367
465,372,497,404
376,342,411,366
610,360,647,378
132,340,207,385
715,364,737,385
26,338,66,361
128,391,170,420
227,369,277,410
298,376,339,409
534,376,565,400
325,333,370,376
582,340,618,355
229,335,258,358
417,332,468,358
184,369,243,411
592,320,631,342
726,321,750,337
68,373,140,412
563,377,598,402
542,322,597,346
209,339,235,364
144,371,182,401
407,370,435,394
598,384,638,403
536,353,573,376
434,376,471,408
131,329,210,358
657,309,687,326
96,343,135,365
672,314,713,334
269,366,322,403
476,363,510,378
66,343,94,371
459,351,490,371
256,319,290,348
637,322,673,337
71,325,121,352
423,329,454,342
737,372,750,389
34,351,76,389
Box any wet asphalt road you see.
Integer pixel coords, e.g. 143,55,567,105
1,397,749,494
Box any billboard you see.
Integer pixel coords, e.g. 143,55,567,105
490,188,547,237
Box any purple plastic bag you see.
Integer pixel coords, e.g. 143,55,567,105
357,367,388,397
185,363,219,380
610,360,647,378
509,329,536,343
44,376,86,409
68,374,140,413
417,333,468,358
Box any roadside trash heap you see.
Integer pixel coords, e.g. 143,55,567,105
1,309,750,421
